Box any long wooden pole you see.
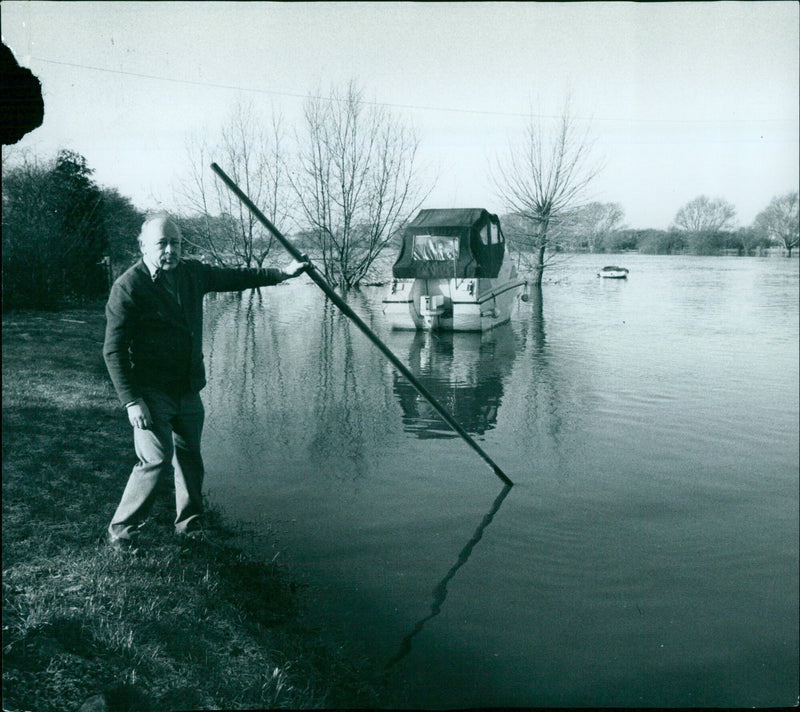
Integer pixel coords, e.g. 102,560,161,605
210,162,513,486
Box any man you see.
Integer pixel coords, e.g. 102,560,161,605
103,212,306,551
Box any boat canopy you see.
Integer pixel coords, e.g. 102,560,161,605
392,208,506,279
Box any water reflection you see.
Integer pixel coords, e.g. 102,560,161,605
387,325,517,438
384,484,513,671
519,284,546,353
202,285,570,476
205,289,262,414
206,286,407,483
513,285,569,463
307,299,371,480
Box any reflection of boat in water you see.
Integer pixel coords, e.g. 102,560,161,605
382,209,526,331
597,265,629,279
388,325,516,439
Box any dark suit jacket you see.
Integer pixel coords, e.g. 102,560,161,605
103,258,284,406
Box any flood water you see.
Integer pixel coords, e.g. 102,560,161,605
201,254,798,708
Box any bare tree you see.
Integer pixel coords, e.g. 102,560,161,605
753,191,799,257
289,81,430,291
492,98,602,285
568,201,625,252
672,195,736,234
177,101,292,267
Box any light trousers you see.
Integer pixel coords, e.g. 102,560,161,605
108,387,205,541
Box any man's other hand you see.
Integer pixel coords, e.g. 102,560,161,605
127,401,152,429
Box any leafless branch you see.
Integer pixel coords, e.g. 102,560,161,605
289,80,431,290
492,97,603,284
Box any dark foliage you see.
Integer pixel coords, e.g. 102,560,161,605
100,188,145,277
2,151,142,308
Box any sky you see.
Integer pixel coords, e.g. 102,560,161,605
1,1,798,229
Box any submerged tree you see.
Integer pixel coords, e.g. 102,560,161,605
289,81,430,291
670,195,738,255
753,191,799,257
492,98,602,285
672,195,737,234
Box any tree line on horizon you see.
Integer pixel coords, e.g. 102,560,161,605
3,84,798,309
503,193,799,261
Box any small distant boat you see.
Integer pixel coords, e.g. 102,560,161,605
597,265,629,279
382,208,526,331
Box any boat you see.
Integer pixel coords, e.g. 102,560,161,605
382,208,526,331
597,265,629,279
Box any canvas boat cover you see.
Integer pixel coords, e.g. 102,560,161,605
392,208,506,279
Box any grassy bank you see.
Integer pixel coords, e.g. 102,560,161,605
2,305,385,711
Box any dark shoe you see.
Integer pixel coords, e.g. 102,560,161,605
176,528,204,543
175,528,218,549
107,534,141,555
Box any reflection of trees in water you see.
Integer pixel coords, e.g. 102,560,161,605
231,290,260,414
205,290,258,413
512,285,571,468
203,290,234,386
388,325,517,439
203,288,294,452
308,298,370,481
203,287,396,481
205,290,268,407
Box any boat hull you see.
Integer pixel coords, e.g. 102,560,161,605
597,266,629,279
382,275,526,331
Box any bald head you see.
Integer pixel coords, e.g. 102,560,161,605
139,212,182,273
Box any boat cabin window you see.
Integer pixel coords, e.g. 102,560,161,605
412,234,459,261
480,222,502,244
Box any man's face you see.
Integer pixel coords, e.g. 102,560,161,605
140,219,182,272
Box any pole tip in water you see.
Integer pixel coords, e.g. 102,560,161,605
494,467,513,486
